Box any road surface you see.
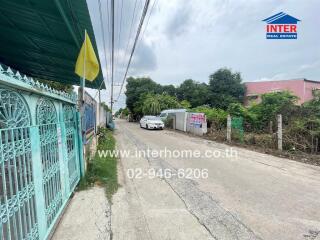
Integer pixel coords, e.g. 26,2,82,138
112,119,320,240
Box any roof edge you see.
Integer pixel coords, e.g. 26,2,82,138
244,78,320,84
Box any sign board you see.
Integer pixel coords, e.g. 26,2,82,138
189,113,206,128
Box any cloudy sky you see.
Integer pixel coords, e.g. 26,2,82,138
87,0,320,111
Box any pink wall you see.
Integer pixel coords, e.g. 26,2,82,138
245,79,320,105
305,81,320,102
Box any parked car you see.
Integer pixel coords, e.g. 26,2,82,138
140,116,164,130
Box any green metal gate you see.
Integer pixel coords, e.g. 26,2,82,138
231,116,244,142
0,65,83,240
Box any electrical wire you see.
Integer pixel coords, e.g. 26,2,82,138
116,0,151,101
94,0,112,100
110,0,115,111
122,0,138,77
106,0,113,86
112,0,138,94
140,0,157,42
114,0,124,87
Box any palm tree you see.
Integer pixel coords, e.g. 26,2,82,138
142,95,161,115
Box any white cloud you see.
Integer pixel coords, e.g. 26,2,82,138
88,0,320,111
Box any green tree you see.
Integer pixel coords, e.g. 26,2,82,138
274,93,320,153
157,93,181,110
180,100,191,109
249,91,298,130
162,84,177,96
125,77,162,116
101,102,110,112
208,68,245,109
122,108,129,116
141,93,181,116
227,103,258,130
115,108,123,117
142,94,161,115
177,79,209,107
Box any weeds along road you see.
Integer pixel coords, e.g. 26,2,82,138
111,119,320,240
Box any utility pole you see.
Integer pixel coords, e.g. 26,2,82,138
110,0,114,113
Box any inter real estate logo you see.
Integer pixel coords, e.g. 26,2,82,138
262,12,300,39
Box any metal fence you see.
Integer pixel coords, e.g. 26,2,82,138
84,92,96,136
0,65,83,240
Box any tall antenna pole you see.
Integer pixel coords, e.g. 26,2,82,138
110,0,115,113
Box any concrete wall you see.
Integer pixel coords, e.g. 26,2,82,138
168,111,207,136
186,113,207,136
97,105,107,127
245,79,320,105
175,112,187,132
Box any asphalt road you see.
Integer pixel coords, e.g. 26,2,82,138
112,119,320,240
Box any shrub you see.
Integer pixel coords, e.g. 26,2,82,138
79,128,119,200
227,103,258,131
192,106,228,130
248,91,298,131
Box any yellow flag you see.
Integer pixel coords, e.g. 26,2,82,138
75,31,100,81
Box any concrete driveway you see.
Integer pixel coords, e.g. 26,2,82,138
112,119,320,240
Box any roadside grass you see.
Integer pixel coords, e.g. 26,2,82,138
78,127,119,200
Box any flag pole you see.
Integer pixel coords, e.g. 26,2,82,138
78,30,87,176
82,29,87,136
82,29,87,92
79,30,87,107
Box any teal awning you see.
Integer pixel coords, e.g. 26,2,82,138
0,0,105,89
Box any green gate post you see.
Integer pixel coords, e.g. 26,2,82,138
58,103,71,199
73,112,81,186
30,126,47,240
76,112,85,177
57,121,70,200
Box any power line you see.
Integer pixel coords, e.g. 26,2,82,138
111,0,137,94
95,0,110,98
106,0,113,88
122,0,138,79
140,0,157,42
94,0,113,101
110,0,115,112
116,0,151,101
114,0,123,86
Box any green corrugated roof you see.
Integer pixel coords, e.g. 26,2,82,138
0,0,105,89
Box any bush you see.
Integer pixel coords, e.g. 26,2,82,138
244,133,276,149
79,128,119,200
248,91,298,131
227,103,258,131
164,114,175,129
191,106,228,130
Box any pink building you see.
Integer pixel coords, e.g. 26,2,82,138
244,79,320,105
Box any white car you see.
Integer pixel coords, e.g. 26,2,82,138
140,116,164,130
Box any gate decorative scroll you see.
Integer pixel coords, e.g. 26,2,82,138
36,98,62,227
0,64,83,240
0,89,39,240
63,105,79,190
